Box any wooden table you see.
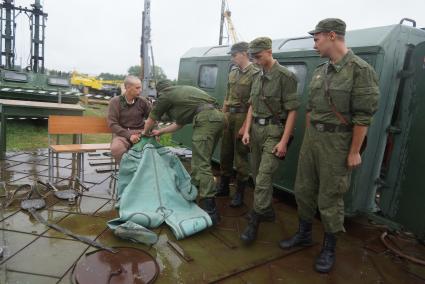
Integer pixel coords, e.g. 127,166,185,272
0,99,85,159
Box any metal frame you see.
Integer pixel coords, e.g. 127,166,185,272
48,133,86,184
0,0,47,72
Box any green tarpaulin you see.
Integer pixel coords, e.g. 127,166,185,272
108,138,212,241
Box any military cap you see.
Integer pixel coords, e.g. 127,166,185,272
308,18,346,35
156,79,173,92
227,41,249,55
248,37,272,54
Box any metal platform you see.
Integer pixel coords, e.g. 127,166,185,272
0,150,424,283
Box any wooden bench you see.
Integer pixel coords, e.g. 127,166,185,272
0,99,85,159
48,115,112,183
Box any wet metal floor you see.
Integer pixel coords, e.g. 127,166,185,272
0,150,425,283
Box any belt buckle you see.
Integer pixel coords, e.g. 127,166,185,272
258,118,266,125
316,123,324,132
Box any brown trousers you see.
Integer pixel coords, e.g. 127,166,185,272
110,130,143,163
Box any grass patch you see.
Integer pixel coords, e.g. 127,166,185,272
159,133,175,147
6,102,175,151
6,103,110,151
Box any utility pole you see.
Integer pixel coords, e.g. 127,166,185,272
218,0,225,45
140,0,156,97
30,0,47,73
1,0,16,68
0,0,47,71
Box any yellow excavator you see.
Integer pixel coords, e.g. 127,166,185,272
70,71,122,98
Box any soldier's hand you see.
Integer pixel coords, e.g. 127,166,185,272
151,129,162,137
347,152,362,169
272,141,287,158
242,133,250,145
130,134,141,144
238,126,245,138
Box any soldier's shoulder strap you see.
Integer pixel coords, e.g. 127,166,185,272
351,54,371,69
248,63,260,74
251,65,261,75
323,63,350,126
228,67,238,80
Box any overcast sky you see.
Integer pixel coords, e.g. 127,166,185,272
12,0,425,79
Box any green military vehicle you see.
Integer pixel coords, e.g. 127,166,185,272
0,68,80,104
174,19,425,239
0,0,79,105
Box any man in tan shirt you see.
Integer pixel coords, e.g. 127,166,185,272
107,76,152,162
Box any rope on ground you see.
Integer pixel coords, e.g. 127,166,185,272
381,231,425,266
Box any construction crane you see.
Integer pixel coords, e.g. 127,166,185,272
70,71,122,98
223,10,239,44
140,0,156,97
219,0,240,45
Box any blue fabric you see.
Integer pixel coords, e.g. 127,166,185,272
108,138,212,240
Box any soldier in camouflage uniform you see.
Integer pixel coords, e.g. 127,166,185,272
279,19,380,273
216,42,258,208
143,80,225,225
240,37,300,244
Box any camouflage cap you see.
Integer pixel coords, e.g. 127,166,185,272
248,37,272,54
227,41,249,55
308,18,346,35
156,79,173,93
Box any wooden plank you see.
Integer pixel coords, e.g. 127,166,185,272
50,143,110,153
96,166,118,173
48,115,111,134
0,99,84,110
89,161,114,166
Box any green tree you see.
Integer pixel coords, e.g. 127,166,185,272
98,72,125,80
127,65,168,80
127,65,141,77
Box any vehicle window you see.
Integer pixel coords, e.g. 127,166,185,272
198,65,218,89
3,71,28,82
48,77,70,87
282,64,308,95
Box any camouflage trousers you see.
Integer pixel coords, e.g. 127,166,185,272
250,122,284,214
191,109,225,198
219,112,250,182
295,126,352,233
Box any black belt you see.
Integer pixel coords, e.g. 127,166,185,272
311,122,352,133
196,103,217,114
254,117,284,126
228,106,248,113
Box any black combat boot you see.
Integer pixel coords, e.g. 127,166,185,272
199,198,221,225
315,233,337,273
240,210,260,245
230,180,246,207
215,176,230,197
246,207,275,222
279,219,313,249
